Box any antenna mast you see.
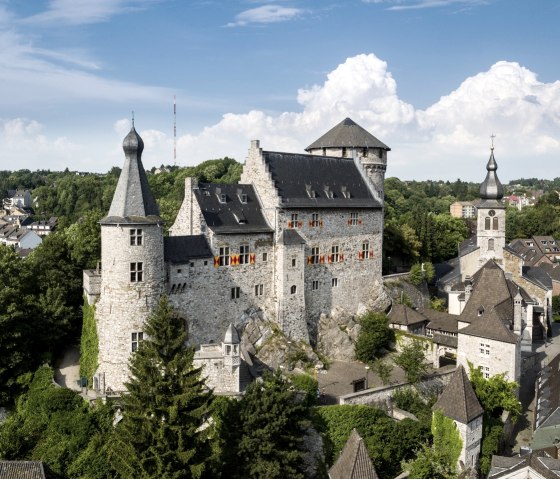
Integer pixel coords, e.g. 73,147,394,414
173,96,177,166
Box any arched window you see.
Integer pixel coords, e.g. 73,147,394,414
488,239,494,251
492,217,499,230
290,285,297,294
485,217,491,230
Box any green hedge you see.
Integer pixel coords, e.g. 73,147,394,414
79,298,98,388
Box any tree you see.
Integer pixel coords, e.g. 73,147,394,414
355,313,394,363
65,208,103,269
405,445,453,479
395,340,428,384
373,358,393,385
232,371,309,479
112,296,213,479
431,410,462,472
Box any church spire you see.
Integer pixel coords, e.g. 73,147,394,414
479,144,504,206
102,125,161,223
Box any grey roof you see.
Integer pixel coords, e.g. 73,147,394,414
164,235,213,263
459,235,479,257
389,303,428,327
479,148,505,208
0,461,49,479
460,307,519,344
432,333,458,348
101,127,161,225
262,151,381,208
540,263,560,282
306,117,390,151
224,323,240,344
278,228,306,245
328,429,379,479
432,365,483,424
489,453,560,479
523,266,553,290
423,309,459,334
194,183,273,234
532,353,560,449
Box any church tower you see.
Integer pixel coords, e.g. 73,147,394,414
305,117,390,203
476,145,505,266
94,126,164,394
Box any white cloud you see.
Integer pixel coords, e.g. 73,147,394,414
20,0,160,26
363,0,488,11
163,55,560,181
227,5,305,27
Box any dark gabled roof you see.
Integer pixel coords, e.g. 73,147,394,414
459,307,519,344
0,461,50,479
523,266,553,290
101,127,161,225
489,453,560,479
224,323,240,344
194,183,273,234
507,239,544,266
424,310,458,334
164,235,213,263
460,260,512,324
432,333,458,348
432,365,483,424
459,235,479,257
305,118,390,151
278,228,306,245
539,263,560,282
389,303,428,327
262,151,381,209
328,429,379,479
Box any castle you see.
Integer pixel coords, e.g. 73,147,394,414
84,118,389,394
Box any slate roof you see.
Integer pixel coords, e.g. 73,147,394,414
194,183,273,234
523,266,553,290
489,453,560,479
423,309,459,334
328,429,379,479
262,151,382,209
432,365,483,424
532,354,560,450
539,263,560,282
507,239,544,266
432,333,458,348
478,148,505,208
459,307,519,344
459,235,479,257
0,461,50,479
306,118,390,151
164,235,213,263
101,127,162,225
278,228,306,245
389,303,428,327
224,323,240,344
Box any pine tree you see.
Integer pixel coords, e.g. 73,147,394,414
233,371,309,479
112,296,213,479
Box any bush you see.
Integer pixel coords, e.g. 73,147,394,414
395,340,428,384
355,313,394,363
290,373,319,407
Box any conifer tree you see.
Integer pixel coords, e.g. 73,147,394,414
233,371,309,479
112,296,213,479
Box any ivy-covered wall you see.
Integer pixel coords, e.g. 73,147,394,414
79,297,98,387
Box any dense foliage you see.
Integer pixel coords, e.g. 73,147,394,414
316,404,430,479
79,299,98,389
395,339,429,384
112,296,213,479
354,313,394,363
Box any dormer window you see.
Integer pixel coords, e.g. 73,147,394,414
233,212,247,224
305,184,316,198
477,306,485,317
342,147,347,157
324,186,334,199
541,240,548,245
219,194,227,204
215,187,226,204
341,186,351,199
237,188,247,204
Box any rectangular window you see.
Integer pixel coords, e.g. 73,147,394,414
219,246,230,266
311,213,320,227
130,228,143,246
131,332,144,352
254,284,264,297
311,247,320,265
231,286,240,300
239,244,250,265
362,242,370,259
331,245,339,263
312,280,319,291
291,257,297,268
262,252,268,262
130,262,143,282
350,212,359,226
290,213,299,228
485,217,491,230
492,217,499,230
332,278,338,288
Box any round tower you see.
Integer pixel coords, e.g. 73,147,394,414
94,126,164,394
476,146,506,265
305,117,390,202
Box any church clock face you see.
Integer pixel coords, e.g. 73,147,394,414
488,210,496,217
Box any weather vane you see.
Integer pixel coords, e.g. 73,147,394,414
490,133,496,149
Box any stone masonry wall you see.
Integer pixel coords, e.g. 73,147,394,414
95,223,164,393
476,206,506,264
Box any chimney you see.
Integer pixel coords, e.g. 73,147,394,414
514,289,523,335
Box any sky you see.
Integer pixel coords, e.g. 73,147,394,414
1,0,560,181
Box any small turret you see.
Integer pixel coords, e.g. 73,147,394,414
222,323,240,370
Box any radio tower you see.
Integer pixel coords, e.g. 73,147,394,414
173,95,177,166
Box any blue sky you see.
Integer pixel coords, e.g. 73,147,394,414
1,0,560,181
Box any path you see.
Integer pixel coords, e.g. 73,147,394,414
54,345,98,400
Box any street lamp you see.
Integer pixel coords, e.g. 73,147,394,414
365,365,370,389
